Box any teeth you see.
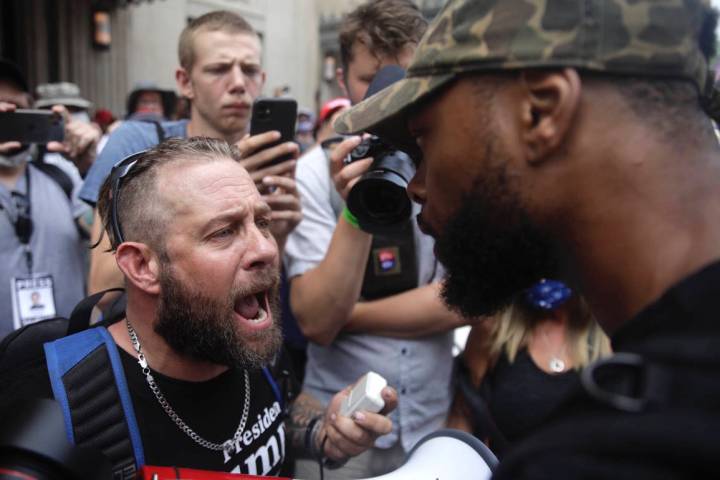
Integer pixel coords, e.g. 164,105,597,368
248,306,267,323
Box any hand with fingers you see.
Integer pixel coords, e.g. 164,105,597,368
235,131,301,248
329,136,373,200
235,130,299,184
46,105,101,175
317,380,398,464
0,102,22,155
261,174,302,253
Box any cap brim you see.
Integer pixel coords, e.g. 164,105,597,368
334,73,455,153
35,97,92,109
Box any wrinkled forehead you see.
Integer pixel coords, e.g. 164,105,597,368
156,157,261,216
192,29,262,64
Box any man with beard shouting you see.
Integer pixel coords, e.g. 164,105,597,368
0,137,396,478
336,0,720,477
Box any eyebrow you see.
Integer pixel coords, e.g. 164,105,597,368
202,202,271,233
202,206,248,233
254,202,272,218
203,59,261,69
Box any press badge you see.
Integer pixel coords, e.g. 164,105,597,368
11,274,57,329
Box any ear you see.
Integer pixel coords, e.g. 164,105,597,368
336,67,349,98
176,67,194,100
115,242,162,296
519,68,581,164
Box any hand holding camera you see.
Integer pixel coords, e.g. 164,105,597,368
46,104,101,174
328,133,416,234
329,135,373,201
0,102,100,175
0,101,23,155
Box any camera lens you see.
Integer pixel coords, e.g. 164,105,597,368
345,138,416,233
360,182,407,220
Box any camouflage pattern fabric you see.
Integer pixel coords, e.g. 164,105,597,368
336,0,718,152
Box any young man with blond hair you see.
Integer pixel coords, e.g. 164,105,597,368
80,11,302,298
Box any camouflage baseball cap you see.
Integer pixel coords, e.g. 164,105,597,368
336,0,718,152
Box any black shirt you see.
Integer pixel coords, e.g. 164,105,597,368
481,349,578,444
119,349,284,475
0,343,285,476
493,260,720,479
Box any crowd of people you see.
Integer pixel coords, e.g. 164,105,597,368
0,0,719,478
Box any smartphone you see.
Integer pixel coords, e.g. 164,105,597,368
0,109,64,144
249,98,298,166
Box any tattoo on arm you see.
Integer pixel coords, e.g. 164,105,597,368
286,391,326,456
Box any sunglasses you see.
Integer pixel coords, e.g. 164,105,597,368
109,150,148,245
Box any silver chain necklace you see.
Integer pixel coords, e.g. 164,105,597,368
126,319,251,454
539,327,567,373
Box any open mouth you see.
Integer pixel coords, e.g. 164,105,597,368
234,290,270,324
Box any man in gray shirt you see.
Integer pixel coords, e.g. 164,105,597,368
285,2,467,477
0,60,98,339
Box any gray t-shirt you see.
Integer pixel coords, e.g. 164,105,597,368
284,145,454,452
0,163,88,339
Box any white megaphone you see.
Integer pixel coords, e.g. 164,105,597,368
359,429,498,480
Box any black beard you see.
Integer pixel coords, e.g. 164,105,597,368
154,263,283,371
435,163,560,318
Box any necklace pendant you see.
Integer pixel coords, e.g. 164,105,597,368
549,357,565,373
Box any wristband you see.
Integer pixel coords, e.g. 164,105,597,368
306,415,324,458
342,206,360,229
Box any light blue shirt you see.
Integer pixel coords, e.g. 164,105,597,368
284,145,454,452
79,120,189,206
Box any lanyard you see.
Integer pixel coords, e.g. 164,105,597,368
4,166,34,273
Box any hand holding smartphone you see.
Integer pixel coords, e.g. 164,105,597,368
248,98,298,167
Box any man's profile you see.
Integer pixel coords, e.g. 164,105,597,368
337,0,720,477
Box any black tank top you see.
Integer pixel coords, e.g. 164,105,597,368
478,349,579,444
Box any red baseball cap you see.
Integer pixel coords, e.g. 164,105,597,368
318,97,351,126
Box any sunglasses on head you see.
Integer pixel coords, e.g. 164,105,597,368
109,150,148,246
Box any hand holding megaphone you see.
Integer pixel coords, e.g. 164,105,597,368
318,372,398,464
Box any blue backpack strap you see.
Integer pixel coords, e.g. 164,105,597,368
262,366,283,409
44,327,145,473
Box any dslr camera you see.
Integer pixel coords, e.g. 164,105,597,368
344,135,416,234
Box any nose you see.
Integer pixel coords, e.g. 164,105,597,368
407,160,427,205
228,64,247,93
243,225,278,271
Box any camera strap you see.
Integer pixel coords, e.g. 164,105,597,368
360,220,419,300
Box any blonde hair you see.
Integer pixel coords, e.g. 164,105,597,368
178,11,258,72
487,297,611,370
